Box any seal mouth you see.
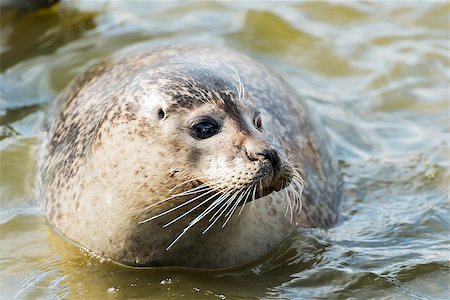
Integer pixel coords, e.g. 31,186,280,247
183,161,296,208
236,175,293,206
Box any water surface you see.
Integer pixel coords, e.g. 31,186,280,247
0,1,449,299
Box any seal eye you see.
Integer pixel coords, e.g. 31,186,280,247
191,118,220,139
254,113,263,131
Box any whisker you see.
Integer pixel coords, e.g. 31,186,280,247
223,187,247,220
288,182,299,213
162,187,224,228
286,187,294,223
192,186,236,224
226,63,245,102
166,227,189,250
142,183,211,212
208,187,239,223
237,184,255,216
207,187,244,228
166,187,236,250
259,180,263,198
231,82,241,101
139,184,222,224
284,187,291,217
201,187,243,234
143,178,225,212
292,188,300,214
222,185,252,228
250,182,258,211
186,187,234,234
292,179,304,215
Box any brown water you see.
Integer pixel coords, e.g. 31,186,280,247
0,1,449,299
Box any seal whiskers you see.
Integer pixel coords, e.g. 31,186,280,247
139,181,225,224
141,178,222,212
204,186,245,230
226,64,246,104
165,187,241,250
162,185,234,228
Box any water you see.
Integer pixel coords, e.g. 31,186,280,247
1,1,449,299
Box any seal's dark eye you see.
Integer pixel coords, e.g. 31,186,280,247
254,113,263,131
191,119,220,139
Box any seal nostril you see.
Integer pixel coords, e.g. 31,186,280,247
260,149,281,172
246,149,259,161
246,147,281,171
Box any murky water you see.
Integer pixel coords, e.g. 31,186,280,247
1,1,449,299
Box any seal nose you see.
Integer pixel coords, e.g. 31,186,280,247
246,148,281,173
263,149,281,173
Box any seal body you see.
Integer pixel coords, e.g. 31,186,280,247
38,45,342,269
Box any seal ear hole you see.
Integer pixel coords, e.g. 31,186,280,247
254,113,263,131
157,108,165,120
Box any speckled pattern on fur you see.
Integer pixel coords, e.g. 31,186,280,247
37,45,342,269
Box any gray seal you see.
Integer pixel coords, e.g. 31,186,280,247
37,45,342,269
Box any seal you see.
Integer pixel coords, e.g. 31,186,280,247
37,45,342,269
